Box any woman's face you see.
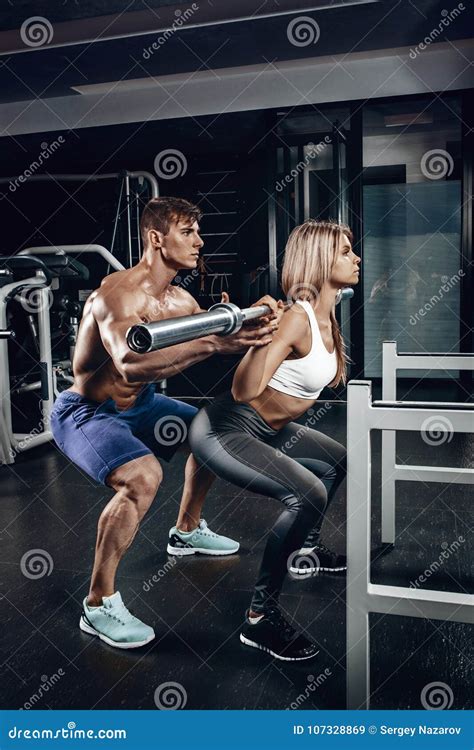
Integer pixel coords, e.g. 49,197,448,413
331,234,360,286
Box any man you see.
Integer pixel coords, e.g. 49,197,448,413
51,197,278,649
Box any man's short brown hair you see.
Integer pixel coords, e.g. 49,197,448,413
140,197,202,247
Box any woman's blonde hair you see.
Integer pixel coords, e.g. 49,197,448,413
281,219,354,388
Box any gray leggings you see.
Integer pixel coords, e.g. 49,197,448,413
188,392,347,613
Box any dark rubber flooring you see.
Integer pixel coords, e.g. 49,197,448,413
0,382,472,711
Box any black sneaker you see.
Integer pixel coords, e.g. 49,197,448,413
288,542,347,577
240,606,319,661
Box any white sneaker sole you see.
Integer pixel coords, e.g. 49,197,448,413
79,616,155,649
166,543,239,557
240,633,319,661
289,565,347,575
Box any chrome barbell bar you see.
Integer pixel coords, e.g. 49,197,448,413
127,288,354,354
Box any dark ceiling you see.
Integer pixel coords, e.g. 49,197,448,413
0,0,471,105
0,0,362,32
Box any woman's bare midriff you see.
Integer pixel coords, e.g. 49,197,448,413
247,387,316,431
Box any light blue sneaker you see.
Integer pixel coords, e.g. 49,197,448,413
167,518,240,556
79,591,155,649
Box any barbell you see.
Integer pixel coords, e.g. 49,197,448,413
126,288,354,354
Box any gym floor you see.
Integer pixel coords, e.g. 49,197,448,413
1,381,472,711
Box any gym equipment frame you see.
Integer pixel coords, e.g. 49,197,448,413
0,245,125,465
346,379,473,709
381,341,474,545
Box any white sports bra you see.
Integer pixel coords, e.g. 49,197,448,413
267,300,337,400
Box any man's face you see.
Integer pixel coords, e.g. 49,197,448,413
159,218,204,270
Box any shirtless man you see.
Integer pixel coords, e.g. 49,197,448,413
50,196,279,649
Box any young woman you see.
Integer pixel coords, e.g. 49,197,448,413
188,219,361,661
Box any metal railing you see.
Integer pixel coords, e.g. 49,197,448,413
346,379,473,709
381,341,474,544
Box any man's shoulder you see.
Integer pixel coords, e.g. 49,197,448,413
93,272,146,319
99,268,133,292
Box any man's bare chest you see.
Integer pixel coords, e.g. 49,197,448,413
139,292,194,325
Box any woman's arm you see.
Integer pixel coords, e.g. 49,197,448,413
231,303,302,403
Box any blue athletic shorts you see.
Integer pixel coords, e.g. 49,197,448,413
50,385,198,485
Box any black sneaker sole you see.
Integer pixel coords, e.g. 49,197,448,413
240,633,319,661
289,565,347,575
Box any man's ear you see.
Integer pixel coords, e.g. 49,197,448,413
148,229,164,249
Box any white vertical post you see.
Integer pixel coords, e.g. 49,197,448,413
381,342,398,544
0,302,13,464
346,380,373,709
37,283,54,431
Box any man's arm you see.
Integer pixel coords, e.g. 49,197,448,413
93,289,277,383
